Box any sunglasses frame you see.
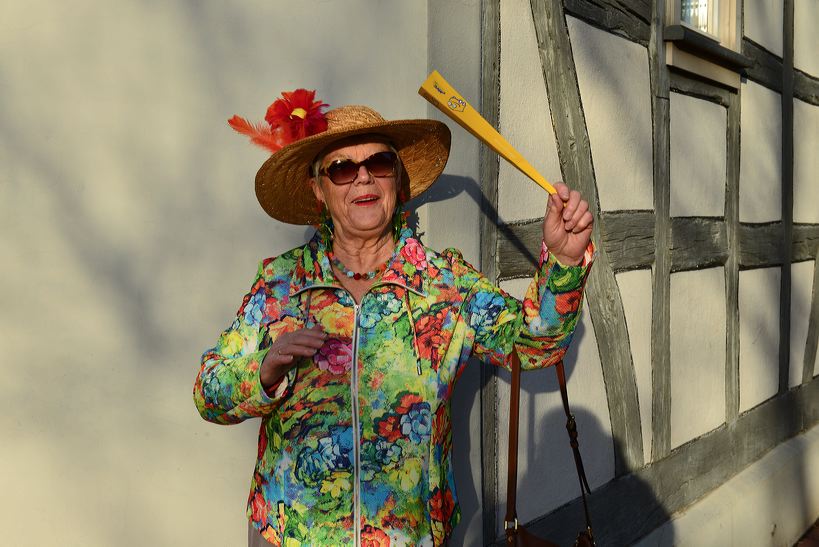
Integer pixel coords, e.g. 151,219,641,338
318,151,399,185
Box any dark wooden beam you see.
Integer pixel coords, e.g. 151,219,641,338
497,212,655,279
563,0,651,45
670,217,728,271
742,38,783,93
648,0,672,462
738,222,784,267
497,219,819,278
725,89,741,424
478,0,501,541
497,221,541,280
793,69,819,105
779,0,795,394
530,0,644,474
669,70,731,107
600,211,656,271
793,224,819,262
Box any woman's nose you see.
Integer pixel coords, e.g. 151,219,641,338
354,164,373,184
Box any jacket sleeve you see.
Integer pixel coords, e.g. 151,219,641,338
193,260,287,424
463,241,594,370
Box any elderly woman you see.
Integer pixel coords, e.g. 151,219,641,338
194,89,594,546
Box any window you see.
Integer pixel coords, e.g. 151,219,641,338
681,0,722,40
665,0,749,89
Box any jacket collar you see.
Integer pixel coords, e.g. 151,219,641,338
289,226,427,297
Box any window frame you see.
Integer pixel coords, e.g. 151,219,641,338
664,0,748,89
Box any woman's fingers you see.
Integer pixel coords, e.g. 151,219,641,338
554,181,571,201
572,210,594,233
565,197,589,231
561,190,580,221
269,325,328,360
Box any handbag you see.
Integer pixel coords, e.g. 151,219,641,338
504,351,596,547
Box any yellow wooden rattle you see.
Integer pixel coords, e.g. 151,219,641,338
418,70,557,195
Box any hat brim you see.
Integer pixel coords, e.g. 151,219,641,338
255,119,451,225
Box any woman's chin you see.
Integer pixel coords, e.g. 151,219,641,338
341,217,392,237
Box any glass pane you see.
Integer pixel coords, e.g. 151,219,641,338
681,0,719,36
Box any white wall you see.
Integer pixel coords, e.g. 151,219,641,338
794,0,819,77
498,0,562,222
636,423,819,547
568,16,653,212
617,269,654,461
793,99,819,224
744,0,784,57
670,92,727,218
670,268,727,449
791,261,818,386
0,1,441,545
738,267,781,413
425,2,484,545
740,80,782,223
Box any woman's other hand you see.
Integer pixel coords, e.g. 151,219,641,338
542,182,593,266
260,324,327,391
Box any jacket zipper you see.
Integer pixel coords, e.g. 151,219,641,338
352,303,361,547
292,284,423,543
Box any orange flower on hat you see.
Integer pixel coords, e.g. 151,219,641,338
229,88,328,153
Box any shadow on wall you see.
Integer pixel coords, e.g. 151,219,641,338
405,172,543,546
404,175,670,545
518,354,674,547
408,174,671,545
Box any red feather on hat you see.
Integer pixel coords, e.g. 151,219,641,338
229,89,328,154
227,115,285,153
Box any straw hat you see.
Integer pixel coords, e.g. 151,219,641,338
252,104,451,225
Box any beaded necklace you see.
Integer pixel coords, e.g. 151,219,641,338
328,251,389,281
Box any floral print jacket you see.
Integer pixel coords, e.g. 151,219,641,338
194,227,593,546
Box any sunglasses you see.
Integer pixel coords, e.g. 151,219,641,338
318,151,399,185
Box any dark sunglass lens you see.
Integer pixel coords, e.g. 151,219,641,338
326,159,358,184
365,152,397,176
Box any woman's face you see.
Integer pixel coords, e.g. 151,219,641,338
310,138,398,241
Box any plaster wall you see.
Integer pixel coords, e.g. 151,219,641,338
743,0,784,57
793,99,819,224
635,423,819,547
791,260,818,387
616,269,654,462
738,267,781,413
498,0,562,222
670,267,727,449
0,1,435,545
739,80,782,223
567,17,654,212
497,279,614,534
794,0,819,77
670,92,727,218
425,2,484,545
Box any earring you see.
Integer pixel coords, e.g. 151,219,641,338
391,202,407,242
317,202,334,244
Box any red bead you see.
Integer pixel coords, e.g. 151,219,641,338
353,273,362,280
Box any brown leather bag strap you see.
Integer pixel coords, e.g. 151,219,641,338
555,360,594,535
504,351,523,536
505,352,595,543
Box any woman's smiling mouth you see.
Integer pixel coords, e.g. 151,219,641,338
352,194,380,205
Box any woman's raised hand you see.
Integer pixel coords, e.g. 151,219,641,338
542,182,594,266
260,324,327,391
